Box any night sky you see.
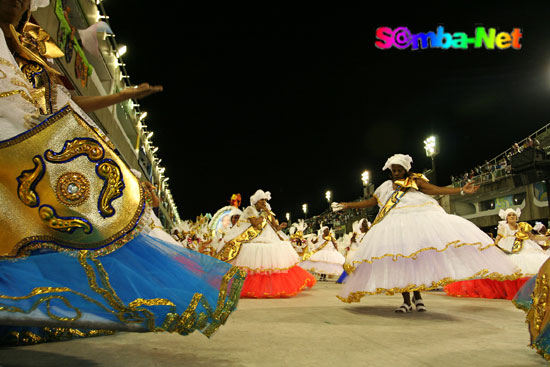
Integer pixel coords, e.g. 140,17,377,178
102,3,550,221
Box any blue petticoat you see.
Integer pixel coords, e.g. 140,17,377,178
336,271,348,284
512,276,536,312
0,233,245,344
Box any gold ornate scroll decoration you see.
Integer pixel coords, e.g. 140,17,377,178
39,205,92,234
17,155,45,207
45,138,104,163
96,160,124,218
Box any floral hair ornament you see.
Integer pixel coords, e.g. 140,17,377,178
382,154,413,172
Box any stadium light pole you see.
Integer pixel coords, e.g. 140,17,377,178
424,135,439,185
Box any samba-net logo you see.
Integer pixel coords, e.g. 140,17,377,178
375,26,522,50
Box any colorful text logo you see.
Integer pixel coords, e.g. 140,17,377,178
375,26,522,50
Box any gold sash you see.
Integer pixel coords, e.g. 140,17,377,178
344,173,427,274
303,235,334,261
215,219,267,262
0,106,144,258
498,222,533,254
371,173,428,227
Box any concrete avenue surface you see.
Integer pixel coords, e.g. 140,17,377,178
0,281,545,367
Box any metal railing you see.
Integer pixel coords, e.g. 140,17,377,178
452,122,550,188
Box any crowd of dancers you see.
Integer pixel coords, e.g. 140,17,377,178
2,0,550,363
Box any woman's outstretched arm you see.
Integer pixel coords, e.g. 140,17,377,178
72,83,163,113
339,197,378,210
417,180,479,196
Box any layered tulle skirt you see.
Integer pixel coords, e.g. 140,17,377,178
232,230,315,298
338,199,520,303
444,240,548,299
500,239,549,276
0,233,245,344
300,246,345,276
444,277,530,300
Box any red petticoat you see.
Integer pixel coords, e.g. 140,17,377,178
444,277,530,300
240,265,316,298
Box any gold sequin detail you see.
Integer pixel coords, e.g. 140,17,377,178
0,251,246,337
0,57,27,80
45,138,104,163
346,240,496,274
97,160,124,217
5,328,115,345
0,89,34,104
16,155,44,207
39,205,92,234
55,172,90,207
216,220,267,262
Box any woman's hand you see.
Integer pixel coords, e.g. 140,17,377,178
462,181,479,194
331,202,347,212
121,83,163,100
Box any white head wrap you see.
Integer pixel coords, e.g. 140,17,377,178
31,0,50,11
534,222,545,233
250,190,271,205
228,208,243,218
382,154,413,172
498,208,521,220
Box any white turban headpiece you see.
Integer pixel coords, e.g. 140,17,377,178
228,208,243,218
382,154,413,172
250,190,271,205
31,0,50,11
499,208,521,220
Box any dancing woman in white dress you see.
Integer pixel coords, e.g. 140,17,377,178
300,226,345,280
332,154,520,313
216,190,316,297
445,208,549,299
494,208,549,275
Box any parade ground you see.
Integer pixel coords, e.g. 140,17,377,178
0,281,545,367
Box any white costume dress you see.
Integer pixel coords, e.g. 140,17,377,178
339,177,520,303
497,222,549,276
300,231,345,276
345,232,366,266
218,204,316,298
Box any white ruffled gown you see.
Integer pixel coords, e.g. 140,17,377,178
497,223,549,276
339,180,520,303
300,236,345,276
222,206,316,298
